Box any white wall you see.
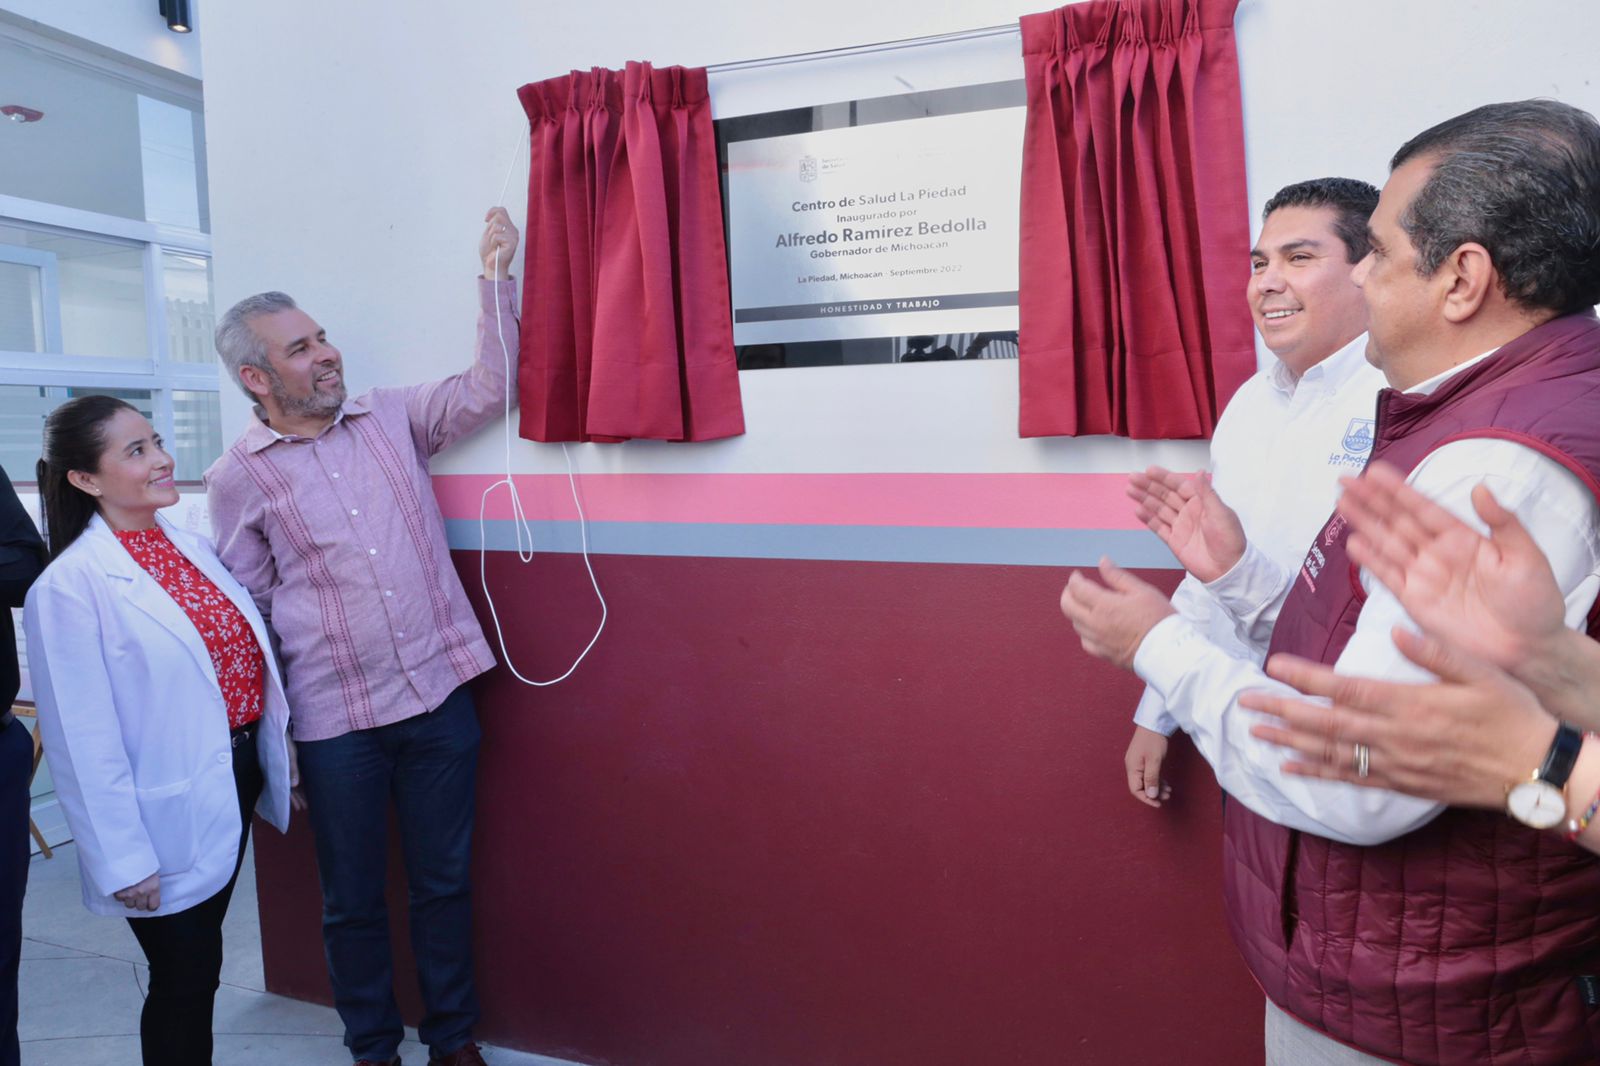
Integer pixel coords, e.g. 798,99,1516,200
0,0,201,78
199,0,1600,485
1235,1,1600,222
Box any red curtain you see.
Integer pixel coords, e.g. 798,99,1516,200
517,63,744,443
1017,0,1255,439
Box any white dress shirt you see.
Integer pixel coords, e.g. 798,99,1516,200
1132,349,1600,845
1133,333,1386,736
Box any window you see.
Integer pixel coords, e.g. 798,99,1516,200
0,30,208,229
0,27,220,482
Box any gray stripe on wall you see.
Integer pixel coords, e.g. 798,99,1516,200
445,519,1179,569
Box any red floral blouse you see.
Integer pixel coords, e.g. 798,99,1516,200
115,527,264,729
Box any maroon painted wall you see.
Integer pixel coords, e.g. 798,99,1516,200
254,553,1263,1064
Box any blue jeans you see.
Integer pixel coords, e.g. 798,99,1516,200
296,686,481,1062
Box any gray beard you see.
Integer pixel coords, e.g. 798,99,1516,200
269,372,346,418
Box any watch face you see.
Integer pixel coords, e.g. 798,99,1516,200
1508,780,1567,829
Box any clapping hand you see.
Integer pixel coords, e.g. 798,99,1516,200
1338,461,1566,673
1241,628,1554,810
1127,467,1247,583
1060,558,1177,670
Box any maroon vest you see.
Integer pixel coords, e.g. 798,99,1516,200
1225,312,1600,1065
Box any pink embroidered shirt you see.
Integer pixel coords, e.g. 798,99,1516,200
115,526,265,729
204,279,517,741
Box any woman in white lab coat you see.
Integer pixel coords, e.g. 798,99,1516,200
22,395,294,1066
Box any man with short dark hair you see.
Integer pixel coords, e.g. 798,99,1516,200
1123,177,1383,808
1064,99,1600,1063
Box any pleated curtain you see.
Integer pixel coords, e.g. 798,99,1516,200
1017,0,1255,439
517,63,745,443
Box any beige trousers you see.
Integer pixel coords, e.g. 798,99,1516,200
1264,999,1395,1066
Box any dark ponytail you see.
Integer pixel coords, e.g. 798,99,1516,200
37,396,137,560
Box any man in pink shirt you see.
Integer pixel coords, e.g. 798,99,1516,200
205,209,520,1066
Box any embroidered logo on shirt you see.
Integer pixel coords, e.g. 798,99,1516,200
1328,418,1376,468
1301,513,1353,593
1299,543,1327,593
1343,418,1375,453
1324,514,1348,547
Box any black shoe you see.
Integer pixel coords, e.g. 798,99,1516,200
430,1042,488,1065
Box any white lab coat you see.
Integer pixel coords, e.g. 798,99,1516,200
23,513,292,917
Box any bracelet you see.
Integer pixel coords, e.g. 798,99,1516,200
1562,731,1600,843
1567,786,1600,842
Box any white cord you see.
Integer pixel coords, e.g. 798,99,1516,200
478,125,607,686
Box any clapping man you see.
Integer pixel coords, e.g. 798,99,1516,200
1120,178,1382,808
1062,101,1600,1063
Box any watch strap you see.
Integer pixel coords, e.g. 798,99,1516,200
1537,722,1585,789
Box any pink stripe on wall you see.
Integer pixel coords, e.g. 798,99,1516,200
431,473,1155,530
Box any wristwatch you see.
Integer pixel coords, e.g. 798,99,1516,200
1506,721,1585,829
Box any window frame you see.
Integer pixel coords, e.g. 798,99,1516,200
0,25,219,484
